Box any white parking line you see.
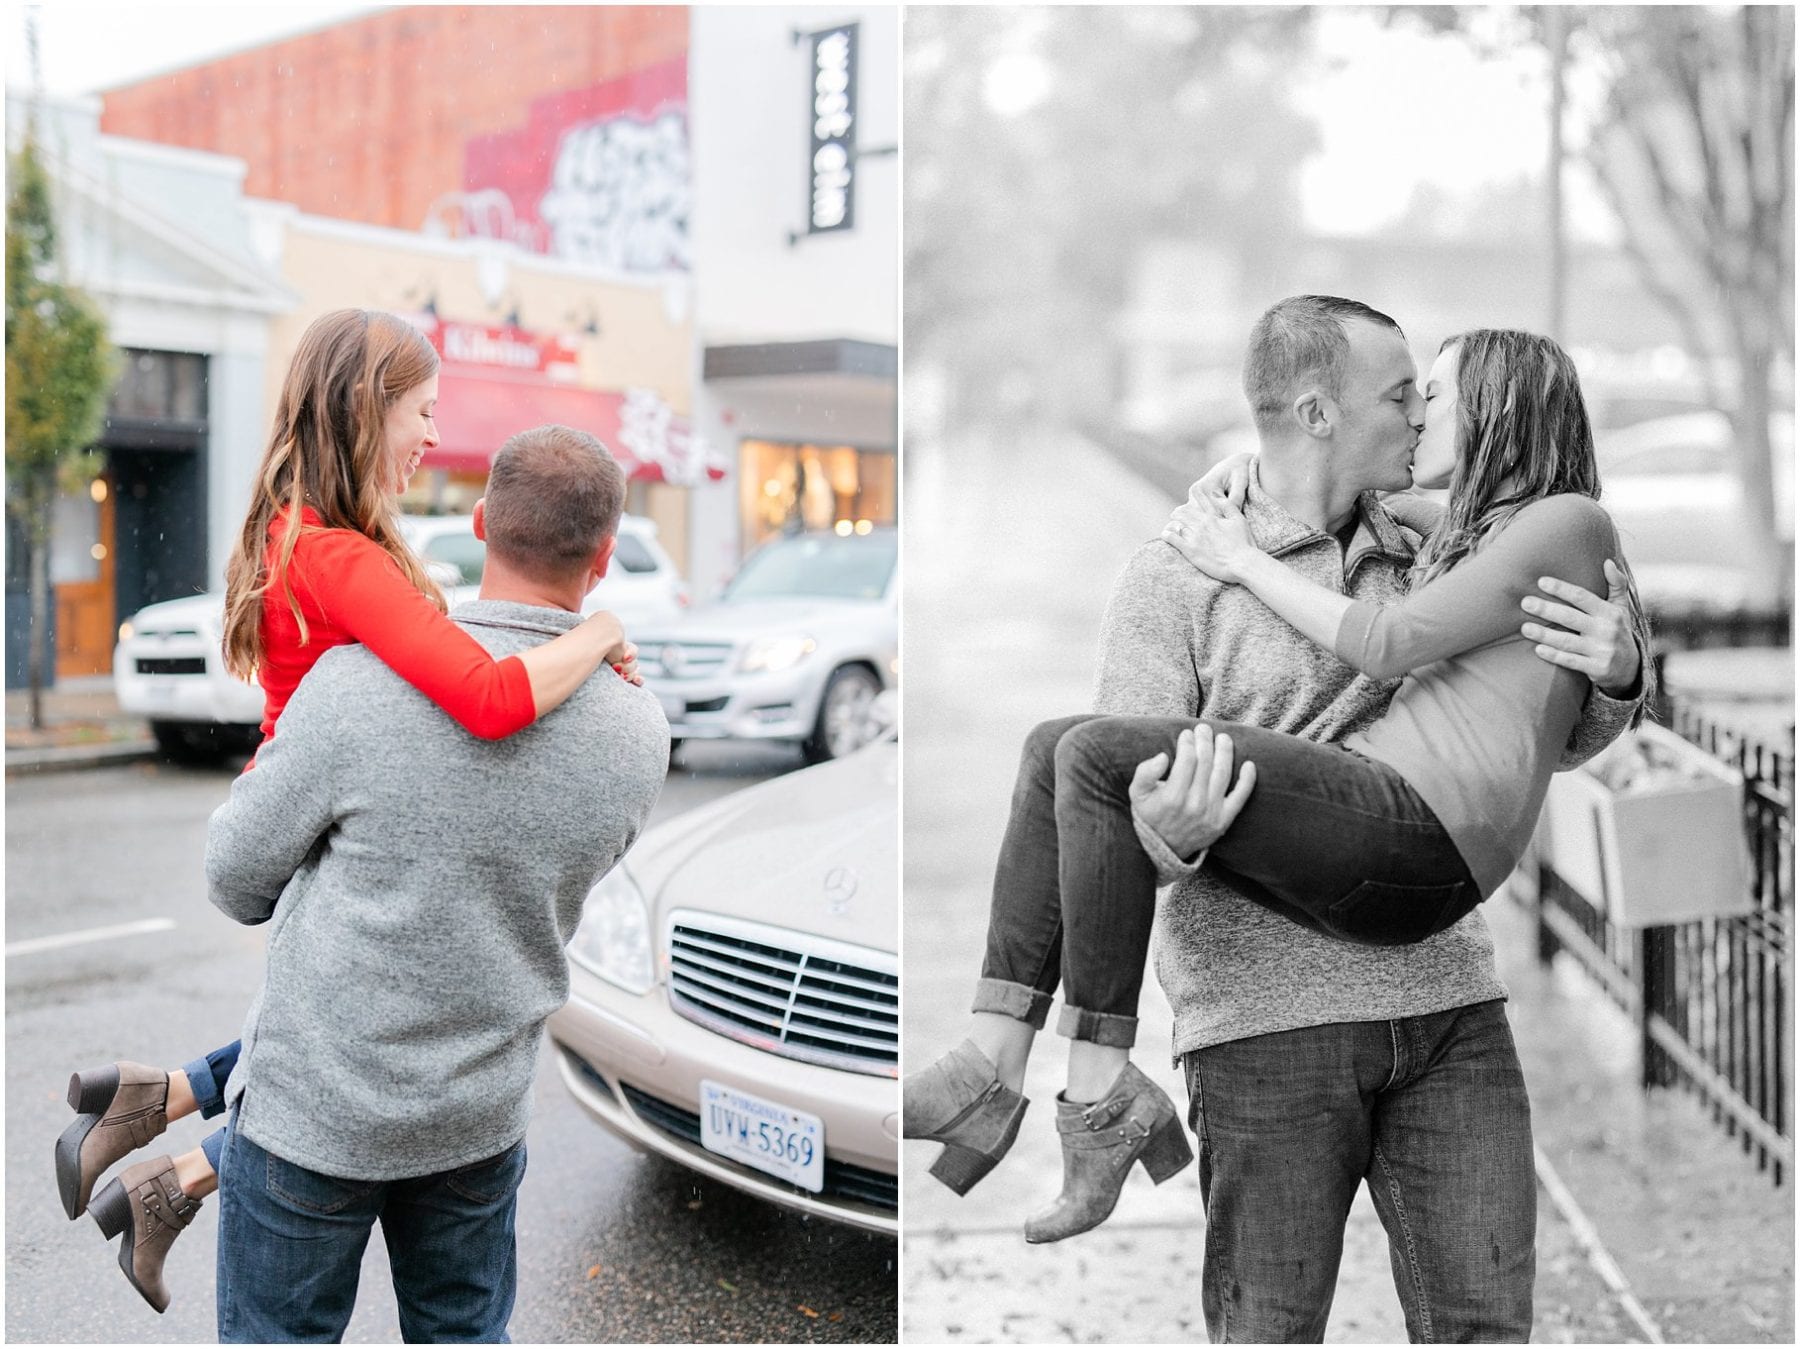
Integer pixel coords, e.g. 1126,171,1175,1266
6,917,177,958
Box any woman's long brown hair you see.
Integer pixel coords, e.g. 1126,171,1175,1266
1414,327,1657,721
221,309,445,680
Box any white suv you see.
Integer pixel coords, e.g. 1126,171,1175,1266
113,513,683,760
634,528,898,764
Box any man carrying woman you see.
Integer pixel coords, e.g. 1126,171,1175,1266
907,296,1648,1342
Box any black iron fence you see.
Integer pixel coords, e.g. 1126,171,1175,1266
1532,701,1793,1185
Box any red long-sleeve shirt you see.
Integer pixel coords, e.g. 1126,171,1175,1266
254,507,536,747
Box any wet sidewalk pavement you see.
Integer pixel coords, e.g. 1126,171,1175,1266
901,423,1792,1343
6,675,157,773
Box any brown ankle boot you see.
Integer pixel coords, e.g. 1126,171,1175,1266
1023,1061,1193,1243
55,1062,171,1219
90,1155,201,1314
902,1040,1029,1195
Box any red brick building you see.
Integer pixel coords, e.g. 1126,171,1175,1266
100,6,688,239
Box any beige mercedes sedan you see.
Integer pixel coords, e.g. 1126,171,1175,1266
547,731,898,1234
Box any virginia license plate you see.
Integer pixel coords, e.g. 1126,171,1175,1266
699,1080,824,1193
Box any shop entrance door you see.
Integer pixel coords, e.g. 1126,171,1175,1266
53,476,117,677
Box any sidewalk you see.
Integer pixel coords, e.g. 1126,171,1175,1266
5,674,157,773
900,424,1792,1343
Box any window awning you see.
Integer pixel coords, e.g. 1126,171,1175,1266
425,365,724,483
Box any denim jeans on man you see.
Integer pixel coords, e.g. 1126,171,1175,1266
977,713,1478,1048
1184,1000,1535,1342
216,1115,525,1343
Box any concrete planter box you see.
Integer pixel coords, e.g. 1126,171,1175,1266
1539,724,1753,928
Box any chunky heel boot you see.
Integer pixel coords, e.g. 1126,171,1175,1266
54,1061,170,1219
1023,1061,1194,1244
90,1155,200,1314
903,1040,1029,1196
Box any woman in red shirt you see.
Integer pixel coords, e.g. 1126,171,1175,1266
54,309,640,1311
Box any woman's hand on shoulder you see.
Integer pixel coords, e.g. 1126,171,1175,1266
1187,451,1255,512
1161,491,1260,584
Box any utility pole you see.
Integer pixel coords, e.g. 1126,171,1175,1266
1546,5,1569,342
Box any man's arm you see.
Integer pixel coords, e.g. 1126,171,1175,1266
1093,545,1222,882
204,663,346,925
1093,544,1206,718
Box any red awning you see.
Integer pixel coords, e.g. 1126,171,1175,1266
424,366,725,483
425,365,636,475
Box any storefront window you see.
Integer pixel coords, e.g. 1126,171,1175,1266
737,439,896,553
398,469,489,517
109,350,207,422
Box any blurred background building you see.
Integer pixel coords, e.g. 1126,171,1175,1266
7,3,897,684
907,4,1793,627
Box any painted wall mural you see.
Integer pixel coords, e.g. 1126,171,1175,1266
438,56,691,276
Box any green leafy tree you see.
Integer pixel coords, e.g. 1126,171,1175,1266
6,131,115,727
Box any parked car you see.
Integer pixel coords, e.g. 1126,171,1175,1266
401,513,689,630
1597,411,1793,611
113,513,679,760
547,710,898,1233
635,528,898,764
113,593,265,760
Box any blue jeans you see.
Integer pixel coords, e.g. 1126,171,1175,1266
181,1041,239,1174
1184,1001,1535,1343
216,1119,525,1343
977,714,1479,1046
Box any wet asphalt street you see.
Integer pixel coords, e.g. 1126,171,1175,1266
5,742,897,1344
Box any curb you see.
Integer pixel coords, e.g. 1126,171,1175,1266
5,741,161,775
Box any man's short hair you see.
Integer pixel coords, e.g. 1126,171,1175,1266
482,425,626,584
1243,295,1405,434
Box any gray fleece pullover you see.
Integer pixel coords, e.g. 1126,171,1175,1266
206,599,669,1180
1098,472,1639,1057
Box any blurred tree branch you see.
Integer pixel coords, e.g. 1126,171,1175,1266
1402,4,1793,605
1577,5,1793,603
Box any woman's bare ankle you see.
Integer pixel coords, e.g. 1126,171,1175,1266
171,1147,218,1200
1065,1044,1129,1104
967,1014,1033,1093
165,1069,199,1121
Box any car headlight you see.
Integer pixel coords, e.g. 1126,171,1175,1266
738,634,817,674
568,866,656,994
117,620,135,643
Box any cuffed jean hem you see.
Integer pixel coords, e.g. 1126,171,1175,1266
201,1125,225,1175
1056,1003,1138,1048
971,977,1053,1030
181,1042,239,1119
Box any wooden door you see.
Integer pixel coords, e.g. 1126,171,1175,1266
54,478,117,677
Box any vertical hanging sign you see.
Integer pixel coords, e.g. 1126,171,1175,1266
807,22,858,235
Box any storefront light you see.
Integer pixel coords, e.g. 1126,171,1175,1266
89,479,108,503
834,519,853,536
854,519,872,535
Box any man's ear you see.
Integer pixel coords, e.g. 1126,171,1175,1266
472,498,488,542
1293,389,1333,440
591,535,617,582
